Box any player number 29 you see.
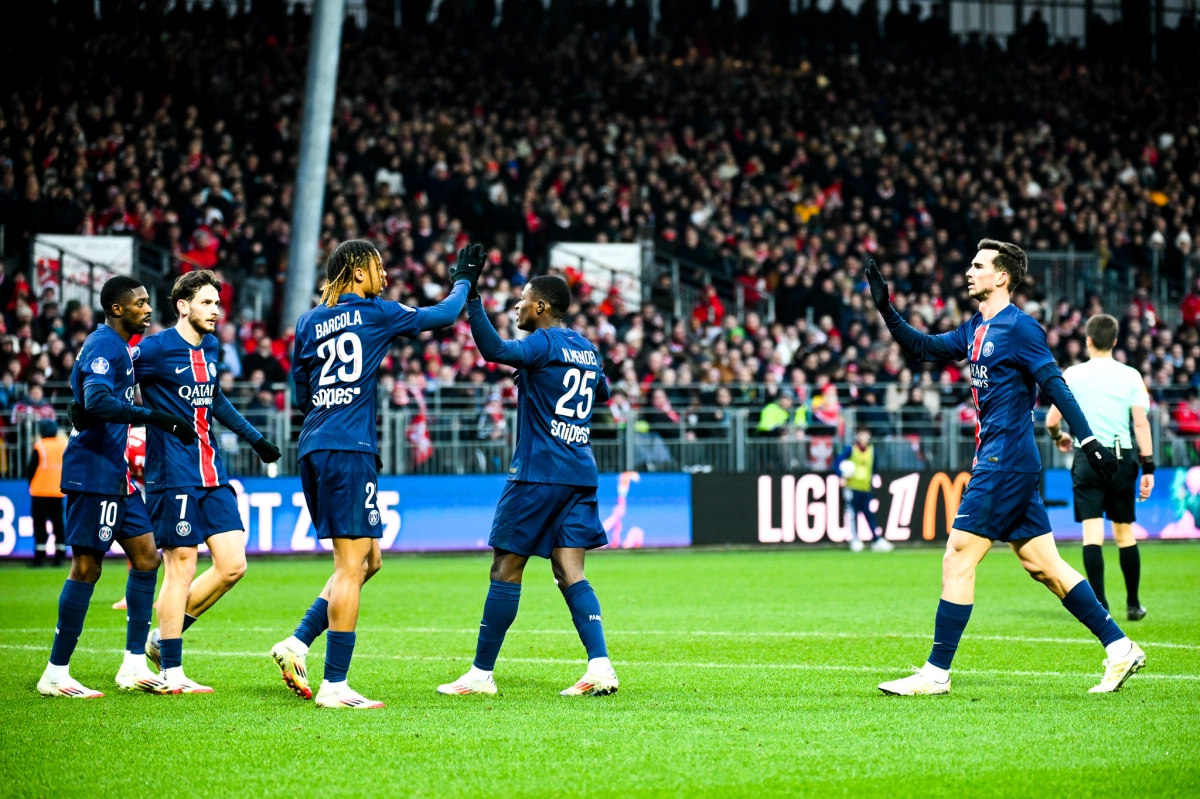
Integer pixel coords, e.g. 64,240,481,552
554,368,596,419
316,332,363,386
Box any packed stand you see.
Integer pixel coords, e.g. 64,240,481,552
1,0,1199,469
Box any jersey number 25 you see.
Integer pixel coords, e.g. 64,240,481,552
555,368,596,419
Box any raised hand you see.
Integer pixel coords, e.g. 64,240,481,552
865,259,891,312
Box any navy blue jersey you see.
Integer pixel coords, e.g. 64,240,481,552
886,303,1056,473
507,327,609,487
61,325,138,495
133,328,229,490
293,294,423,458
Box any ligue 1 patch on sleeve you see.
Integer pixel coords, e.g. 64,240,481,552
91,357,111,374
130,346,140,361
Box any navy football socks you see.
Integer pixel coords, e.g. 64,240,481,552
125,569,157,654
927,599,973,670
1062,580,1125,646
294,597,330,647
182,614,198,633
160,637,183,671
324,631,355,683
473,580,522,671
563,580,608,660
49,579,95,667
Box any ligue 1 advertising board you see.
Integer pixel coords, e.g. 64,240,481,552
0,472,691,558
691,467,1200,546
3,468,1199,557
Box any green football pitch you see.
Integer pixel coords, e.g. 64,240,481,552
1,544,1198,798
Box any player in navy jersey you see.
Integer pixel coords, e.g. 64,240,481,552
127,270,281,693
866,240,1145,696
38,276,195,699
270,239,479,709
437,274,618,698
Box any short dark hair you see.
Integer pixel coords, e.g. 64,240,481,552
100,275,144,317
528,275,572,316
1085,313,1119,351
977,239,1028,289
171,270,222,310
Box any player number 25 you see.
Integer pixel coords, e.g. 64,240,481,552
554,368,596,419
316,332,363,386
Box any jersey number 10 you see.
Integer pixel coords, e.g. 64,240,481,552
554,368,596,419
316,332,363,386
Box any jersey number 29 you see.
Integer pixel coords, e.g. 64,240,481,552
316,332,363,386
554,368,596,419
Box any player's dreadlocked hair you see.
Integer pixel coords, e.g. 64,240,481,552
321,239,381,307
977,238,1028,289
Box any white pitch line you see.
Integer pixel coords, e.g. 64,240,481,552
1,643,1196,682
3,626,1198,650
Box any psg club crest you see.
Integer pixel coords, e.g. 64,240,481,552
91,357,110,374
368,510,380,526
177,521,193,536
981,342,994,358
99,526,113,542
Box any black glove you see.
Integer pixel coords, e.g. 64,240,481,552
1081,437,1119,482
450,243,485,300
252,437,282,464
66,400,95,431
147,409,196,445
865,258,891,312
375,453,384,472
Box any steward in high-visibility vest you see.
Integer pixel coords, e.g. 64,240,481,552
26,418,66,566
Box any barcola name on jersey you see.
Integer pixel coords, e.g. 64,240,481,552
314,309,363,340
550,419,590,444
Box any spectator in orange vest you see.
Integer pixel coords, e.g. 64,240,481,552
26,418,65,567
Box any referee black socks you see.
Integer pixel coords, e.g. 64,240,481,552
1119,544,1141,608
1082,545,1107,610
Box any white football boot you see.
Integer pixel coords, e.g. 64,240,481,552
560,659,619,697
270,637,313,700
37,666,104,699
145,628,162,671
871,538,895,552
115,653,171,693
159,667,213,694
314,680,385,709
878,664,951,696
1089,641,1146,693
437,667,498,696
849,538,865,553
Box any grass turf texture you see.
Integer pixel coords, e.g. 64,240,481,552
1,544,1197,798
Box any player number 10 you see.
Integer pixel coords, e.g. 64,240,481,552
554,368,596,419
316,332,363,386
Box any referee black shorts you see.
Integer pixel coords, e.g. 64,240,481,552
1071,449,1139,524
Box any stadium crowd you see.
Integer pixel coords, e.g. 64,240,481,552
1,0,1199,456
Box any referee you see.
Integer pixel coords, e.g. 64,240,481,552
1046,314,1154,621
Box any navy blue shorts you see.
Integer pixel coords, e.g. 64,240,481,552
148,485,244,548
299,451,382,539
489,481,608,559
953,470,1052,543
65,491,154,553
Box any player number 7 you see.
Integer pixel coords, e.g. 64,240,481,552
554,369,596,419
175,494,188,519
